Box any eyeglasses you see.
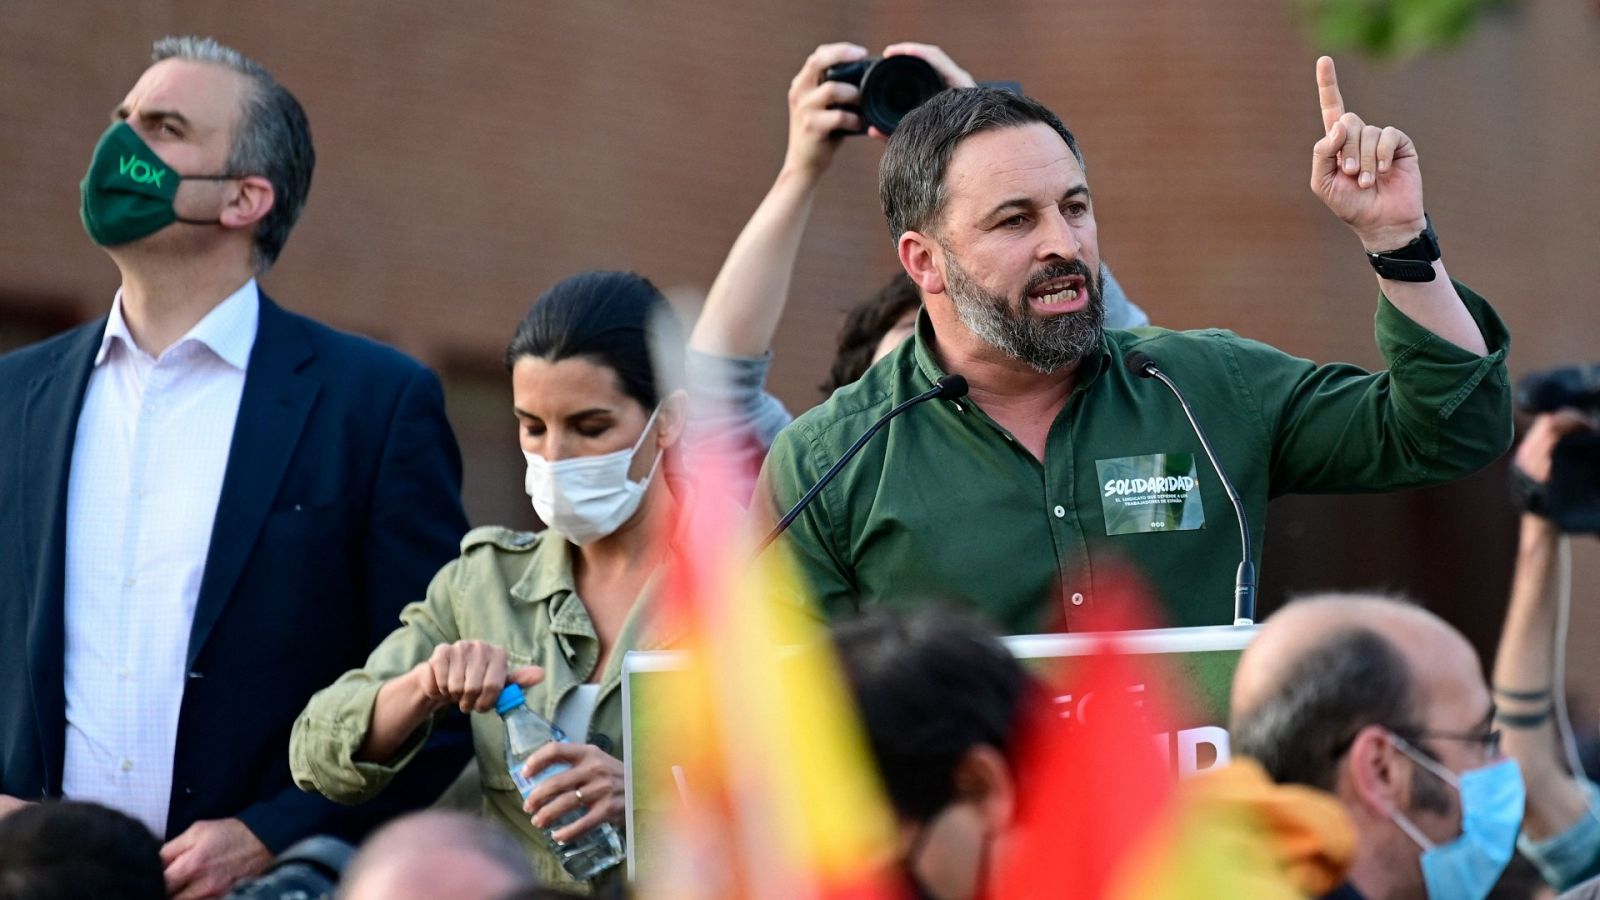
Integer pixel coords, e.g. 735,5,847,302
1331,724,1502,762
1395,727,1503,762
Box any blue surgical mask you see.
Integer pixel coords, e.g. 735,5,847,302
1387,732,1525,900
1518,777,1600,890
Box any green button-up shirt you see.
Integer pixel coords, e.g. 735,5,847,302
290,525,671,889
759,284,1512,633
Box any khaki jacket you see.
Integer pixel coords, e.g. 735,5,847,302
290,524,673,888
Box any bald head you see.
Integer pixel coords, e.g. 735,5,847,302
1229,593,1484,791
339,811,536,900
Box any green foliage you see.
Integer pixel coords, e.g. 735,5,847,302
1297,0,1509,57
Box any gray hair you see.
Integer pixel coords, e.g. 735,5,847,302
1230,625,1419,791
152,35,314,272
879,87,1084,242
338,811,536,897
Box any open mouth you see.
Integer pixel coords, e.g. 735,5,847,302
1026,274,1088,313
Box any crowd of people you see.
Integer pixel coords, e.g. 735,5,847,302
0,31,1595,900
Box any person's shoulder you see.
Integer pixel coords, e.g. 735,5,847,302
265,296,431,383
1108,324,1288,369
0,318,103,380
446,525,550,588
459,524,544,555
781,345,913,450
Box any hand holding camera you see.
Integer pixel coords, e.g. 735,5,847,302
821,42,975,138
1516,366,1600,533
783,42,972,181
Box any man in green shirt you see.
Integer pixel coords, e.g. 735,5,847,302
758,58,1512,633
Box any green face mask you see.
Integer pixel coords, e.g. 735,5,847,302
79,121,239,247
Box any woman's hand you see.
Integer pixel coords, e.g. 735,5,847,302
407,640,544,714
520,742,625,844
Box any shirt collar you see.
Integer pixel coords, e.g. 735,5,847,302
96,279,260,370
504,519,684,650
509,531,580,609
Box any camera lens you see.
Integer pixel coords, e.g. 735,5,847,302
859,56,945,135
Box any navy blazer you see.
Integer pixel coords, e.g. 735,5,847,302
0,294,473,851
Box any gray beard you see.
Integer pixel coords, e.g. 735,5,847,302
943,253,1106,374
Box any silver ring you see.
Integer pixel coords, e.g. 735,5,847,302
575,788,584,802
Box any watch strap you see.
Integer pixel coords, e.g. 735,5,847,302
1366,215,1440,283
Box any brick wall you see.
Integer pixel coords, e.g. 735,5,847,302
3,1,1597,696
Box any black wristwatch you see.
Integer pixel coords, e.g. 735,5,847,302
1365,215,1440,283
1511,465,1550,519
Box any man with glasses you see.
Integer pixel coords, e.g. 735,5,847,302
1229,594,1525,900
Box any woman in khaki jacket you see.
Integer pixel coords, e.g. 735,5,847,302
290,271,689,889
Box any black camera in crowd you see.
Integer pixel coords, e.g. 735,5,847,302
223,836,354,900
820,55,946,135
1517,364,1600,533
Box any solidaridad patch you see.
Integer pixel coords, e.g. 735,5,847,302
1095,452,1205,535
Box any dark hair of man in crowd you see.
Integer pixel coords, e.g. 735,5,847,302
504,270,685,411
151,35,315,272
831,608,1030,822
1229,626,1423,792
820,271,922,396
0,801,166,900
879,86,1084,242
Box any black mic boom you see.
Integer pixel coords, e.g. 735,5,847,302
759,374,968,553
1124,350,1258,625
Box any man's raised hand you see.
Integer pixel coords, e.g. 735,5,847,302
1310,56,1427,252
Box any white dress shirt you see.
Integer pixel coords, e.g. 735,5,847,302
62,280,259,837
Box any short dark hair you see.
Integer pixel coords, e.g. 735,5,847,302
0,801,166,900
831,608,1030,822
879,87,1083,241
1230,626,1420,791
820,271,922,396
152,36,315,272
504,270,683,411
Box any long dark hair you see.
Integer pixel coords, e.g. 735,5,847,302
504,270,683,410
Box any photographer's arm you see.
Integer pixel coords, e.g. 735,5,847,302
689,43,867,359
1494,410,1598,841
689,42,976,360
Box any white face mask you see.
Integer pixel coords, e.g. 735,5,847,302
523,408,662,545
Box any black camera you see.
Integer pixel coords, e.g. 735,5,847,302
820,55,946,135
1517,365,1600,534
223,836,354,900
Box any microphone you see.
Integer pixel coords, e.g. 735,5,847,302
1124,351,1257,625
758,374,968,553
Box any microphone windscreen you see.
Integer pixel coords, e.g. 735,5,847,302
1123,350,1158,378
936,374,970,400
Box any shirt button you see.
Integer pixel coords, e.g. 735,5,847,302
118,669,130,681
1053,505,1066,518
1071,592,1085,606
120,759,133,772
123,577,137,587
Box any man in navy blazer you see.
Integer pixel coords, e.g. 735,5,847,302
0,36,470,897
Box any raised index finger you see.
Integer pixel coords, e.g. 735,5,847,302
1316,56,1344,133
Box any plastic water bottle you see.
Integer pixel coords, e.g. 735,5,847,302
496,684,624,880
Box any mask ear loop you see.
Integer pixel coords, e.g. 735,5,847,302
172,173,245,226
1384,731,1456,853
629,407,664,488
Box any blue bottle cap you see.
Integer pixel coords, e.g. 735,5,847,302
495,684,525,715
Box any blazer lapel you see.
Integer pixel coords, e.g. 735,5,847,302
19,321,104,793
187,297,318,669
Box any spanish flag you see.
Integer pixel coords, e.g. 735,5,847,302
639,470,902,900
